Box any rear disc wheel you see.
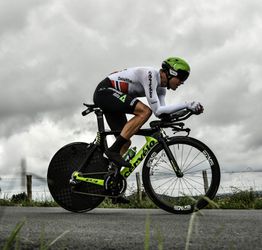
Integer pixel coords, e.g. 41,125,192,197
47,142,108,212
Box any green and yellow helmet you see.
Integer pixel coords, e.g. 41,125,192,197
162,57,190,83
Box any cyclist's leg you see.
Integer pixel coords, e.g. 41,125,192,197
120,101,152,139
120,140,131,156
105,101,151,164
94,80,152,140
104,112,131,155
93,81,137,167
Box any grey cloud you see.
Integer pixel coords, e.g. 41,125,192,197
0,0,262,177
0,0,48,36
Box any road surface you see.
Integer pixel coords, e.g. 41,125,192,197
0,207,261,249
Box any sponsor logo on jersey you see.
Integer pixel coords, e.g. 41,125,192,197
113,92,127,103
148,71,153,98
118,77,133,83
119,94,127,103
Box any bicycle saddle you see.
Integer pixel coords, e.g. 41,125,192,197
83,103,98,108
82,103,101,116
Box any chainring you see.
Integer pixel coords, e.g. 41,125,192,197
104,173,127,196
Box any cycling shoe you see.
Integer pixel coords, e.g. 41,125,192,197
105,150,132,168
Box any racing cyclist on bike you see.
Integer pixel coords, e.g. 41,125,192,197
93,57,203,176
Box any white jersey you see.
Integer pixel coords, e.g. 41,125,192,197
107,67,188,117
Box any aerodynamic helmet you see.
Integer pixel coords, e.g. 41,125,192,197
162,57,190,82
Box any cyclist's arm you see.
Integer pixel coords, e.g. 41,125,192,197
153,103,189,117
158,87,166,106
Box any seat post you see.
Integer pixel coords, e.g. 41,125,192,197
94,109,109,150
95,109,105,133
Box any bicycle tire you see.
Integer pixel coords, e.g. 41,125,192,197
142,136,220,214
47,142,108,213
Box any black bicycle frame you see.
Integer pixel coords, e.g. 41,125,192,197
78,108,184,177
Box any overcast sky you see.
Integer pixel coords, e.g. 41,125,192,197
0,0,262,189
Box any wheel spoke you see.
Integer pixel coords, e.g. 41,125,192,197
181,146,193,170
181,144,184,170
162,177,178,195
182,177,205,195
180,178,194,197
183,150,202,172
153,163,175,174
183,158,208,174
183,176,205,188
186,167,210,175
171,178,180,196
152,176,175,191
150,174,175,181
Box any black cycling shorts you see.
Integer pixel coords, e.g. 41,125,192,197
93,78,139,131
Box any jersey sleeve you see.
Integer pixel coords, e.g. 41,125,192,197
157,87,166,106
143,69,188,117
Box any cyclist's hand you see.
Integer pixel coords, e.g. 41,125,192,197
187,101,204,114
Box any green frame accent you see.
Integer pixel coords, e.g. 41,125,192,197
74,172,104,186
121,136,158,178
74,136,158,186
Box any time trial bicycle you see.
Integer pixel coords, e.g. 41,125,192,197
47,103,220,214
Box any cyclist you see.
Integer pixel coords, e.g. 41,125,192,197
93,57,203,169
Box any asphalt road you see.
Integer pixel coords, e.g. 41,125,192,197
0,207,261,249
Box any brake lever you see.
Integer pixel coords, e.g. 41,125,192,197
172,126,191,136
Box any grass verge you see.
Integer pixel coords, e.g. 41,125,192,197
0,188,261,209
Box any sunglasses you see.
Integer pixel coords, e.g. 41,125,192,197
169,69,189,82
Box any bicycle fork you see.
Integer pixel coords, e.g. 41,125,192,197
158,137,184,178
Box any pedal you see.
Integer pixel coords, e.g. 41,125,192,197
108,162,119,172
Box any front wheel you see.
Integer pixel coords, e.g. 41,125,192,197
142,136,220,214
